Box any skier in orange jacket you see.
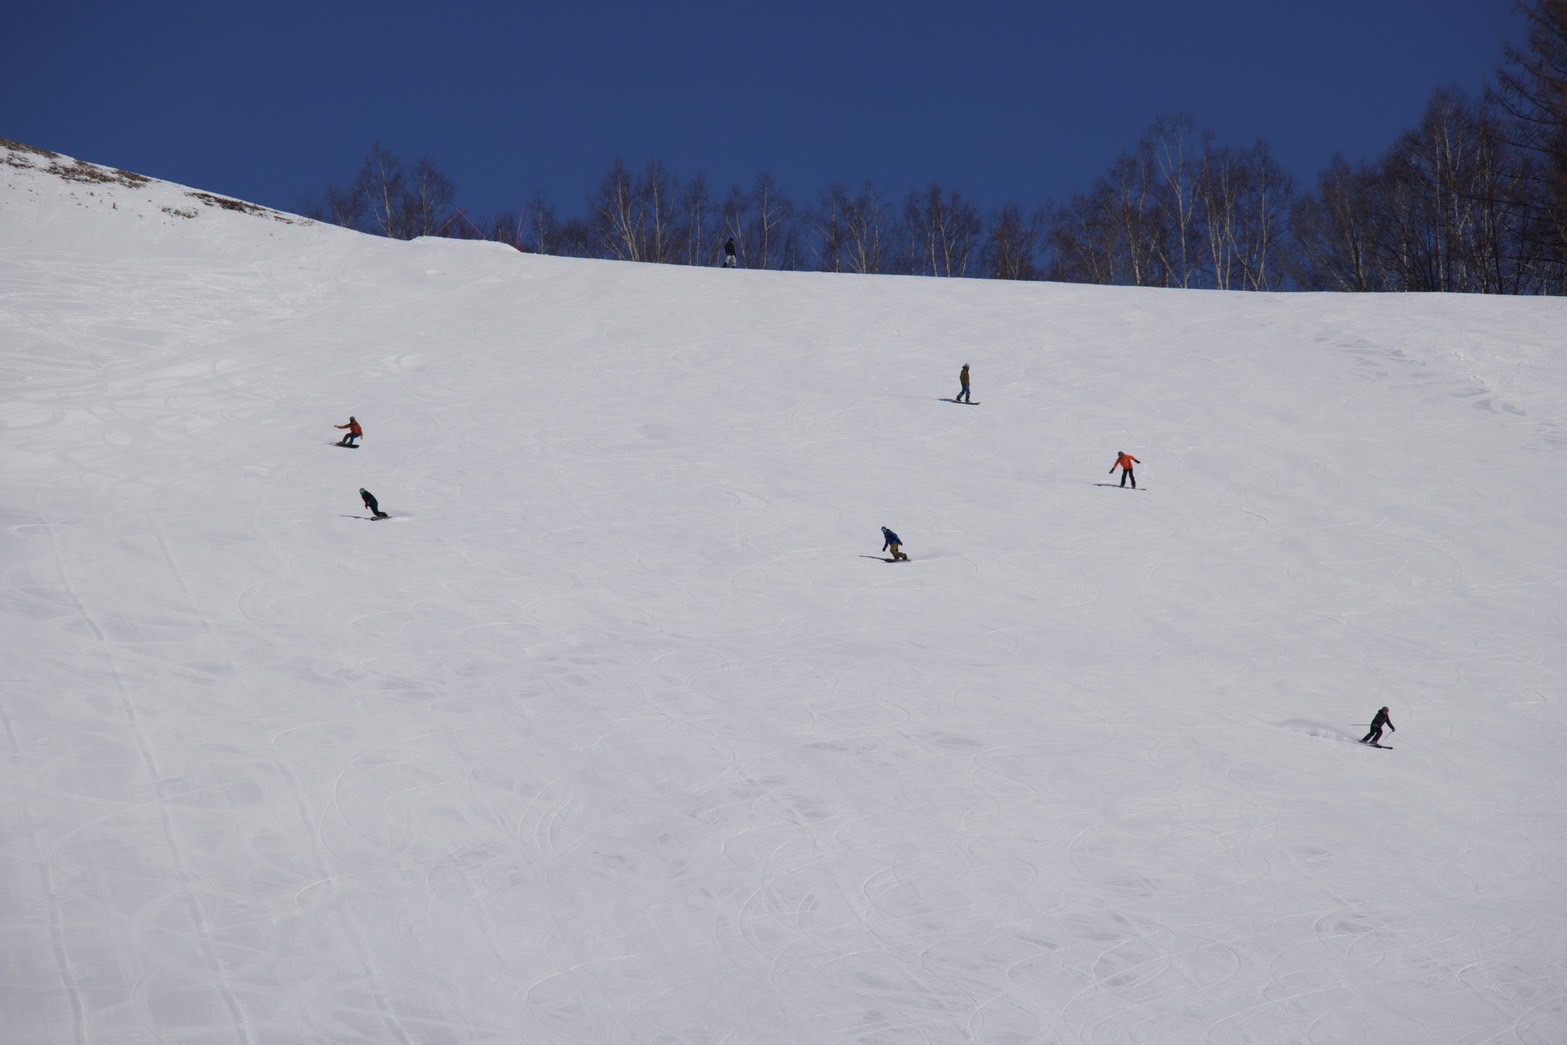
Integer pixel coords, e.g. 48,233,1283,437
1110,451,1139,488
334,416,363,446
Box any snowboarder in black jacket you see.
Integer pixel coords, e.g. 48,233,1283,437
1361,707,1395,745
359,488,388,519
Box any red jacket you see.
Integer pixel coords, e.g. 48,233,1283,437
1114,452,1138,471
336,419,363,436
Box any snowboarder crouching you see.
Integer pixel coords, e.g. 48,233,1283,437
335,416,363,446
1110,450,1140,488
956,364,971,403
359,487,388,519
1361,707,1395,745
881,526,909,562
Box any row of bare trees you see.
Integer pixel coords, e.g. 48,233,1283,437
1292,87,1556,293
302,3,1566,294
519,165,1022,278
1043,114,1294,290
303,142,457,241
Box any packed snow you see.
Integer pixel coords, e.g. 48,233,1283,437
2,142,1565,1044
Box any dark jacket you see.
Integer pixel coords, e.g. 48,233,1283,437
881,527,901,549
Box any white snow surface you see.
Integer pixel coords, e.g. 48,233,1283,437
3,143,1566,1045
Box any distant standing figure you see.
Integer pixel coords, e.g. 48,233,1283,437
335,416,363,446
956,363,971,403
359,487,388,519
1360,706,1395,745
1110,450,1140,488
724,238,738,268
880,526,909,562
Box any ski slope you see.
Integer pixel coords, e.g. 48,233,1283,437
3,141,1565,1044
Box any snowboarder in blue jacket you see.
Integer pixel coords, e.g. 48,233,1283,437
881,526,909,561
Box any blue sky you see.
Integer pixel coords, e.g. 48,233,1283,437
5,1,1521,223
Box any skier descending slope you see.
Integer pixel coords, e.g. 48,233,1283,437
1361,706,1396,746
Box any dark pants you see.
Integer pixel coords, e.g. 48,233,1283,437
1120,468,1135,488
957,384,970,402
1361,727,1385,744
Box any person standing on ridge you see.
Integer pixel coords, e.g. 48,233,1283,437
1360,706,1395,746
724,237,738,268
956,363,972,403
880,526,909,562
359,488,388,519
335,416,363,446
1110,450,1140,488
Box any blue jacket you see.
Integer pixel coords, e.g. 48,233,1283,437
881,527,901,548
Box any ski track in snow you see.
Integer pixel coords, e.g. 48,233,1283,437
3,147,1566,1043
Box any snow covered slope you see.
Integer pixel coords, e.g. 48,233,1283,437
3,140,1565,1044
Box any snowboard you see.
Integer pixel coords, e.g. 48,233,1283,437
1095,483,1143,489
947,399,980,405
330,441,359,448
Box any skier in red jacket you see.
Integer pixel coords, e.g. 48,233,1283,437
1110,451,1140,488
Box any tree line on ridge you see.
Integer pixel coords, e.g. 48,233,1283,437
300,3,1566,294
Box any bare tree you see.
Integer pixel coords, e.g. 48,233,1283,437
1490,0,1567,290
401,156,456,239
1374,87,1533,292
903,184,984,277
804,182,851,273
675,173,715,266
1044,182,1127,285
1141,113,1208,287
303,142,456,242
840,180,897,274
591,157,645,261
299,183,367,231
743,170,800,270
638,157,683,264
357,141,409,238
1197,141,1294,290
982,202,1044,280
1290,154,1390,291
1104,148,1165,285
